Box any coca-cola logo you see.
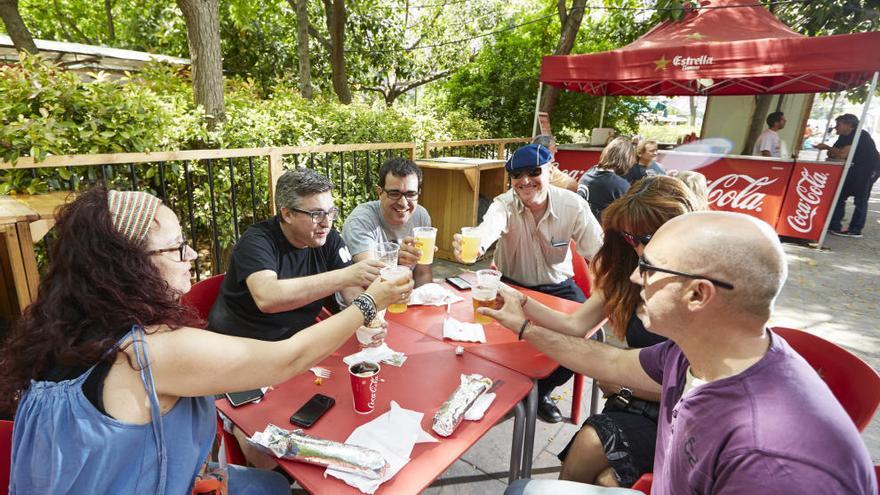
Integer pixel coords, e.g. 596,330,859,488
368,376,379,410
786,168,829,233
707,174,777,212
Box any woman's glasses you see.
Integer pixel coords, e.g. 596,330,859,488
621,231,653,248
147,237,191,262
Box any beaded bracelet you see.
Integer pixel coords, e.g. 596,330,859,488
351,294,377,327
518,319,530,341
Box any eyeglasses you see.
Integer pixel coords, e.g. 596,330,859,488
638,254,735,290
381,189,420,201
289,206,339,224
147,236,190,262
509,167,544,180
621,231,653,248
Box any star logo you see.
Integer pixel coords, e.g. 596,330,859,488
654,55,670,71
686,32,706,41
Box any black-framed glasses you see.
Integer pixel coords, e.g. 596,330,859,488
621,231,653,248
381,189,420,201
147,236,190,262
638,254,735,290
289,206,339,224
509,167,544,180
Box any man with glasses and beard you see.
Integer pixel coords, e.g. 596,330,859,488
208,167,386,342
342,158,433,287
488,211,875,495
452,143,603,423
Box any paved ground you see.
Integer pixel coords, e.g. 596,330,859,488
420,181,880,493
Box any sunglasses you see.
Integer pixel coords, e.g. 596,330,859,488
509,167,544,180
638,254,735,290
621,231,653,248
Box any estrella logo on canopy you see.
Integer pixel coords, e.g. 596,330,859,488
672,55,714,71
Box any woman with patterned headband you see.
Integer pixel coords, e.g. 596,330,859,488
0,185,411,494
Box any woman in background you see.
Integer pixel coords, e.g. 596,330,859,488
624,138,666,184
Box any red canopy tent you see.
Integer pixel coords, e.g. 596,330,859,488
537,0,880,248
539,0,880,97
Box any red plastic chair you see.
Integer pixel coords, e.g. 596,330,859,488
773,327,880,432
631,327,880,494
180,273,226,321
1,420,13,495
569,241,597,424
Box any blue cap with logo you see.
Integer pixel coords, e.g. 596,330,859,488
505,144,552,173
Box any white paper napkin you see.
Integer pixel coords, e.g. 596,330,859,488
463,392,496,421
343,343,407,367
325,400,438,494
442,316,486,343
408,283,464,306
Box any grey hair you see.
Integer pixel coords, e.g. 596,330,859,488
532,135,556,148
274,167,333,214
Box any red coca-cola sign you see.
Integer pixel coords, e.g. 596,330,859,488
697,157,794,225
775,162,844,240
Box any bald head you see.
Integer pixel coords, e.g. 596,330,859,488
652,211,787,318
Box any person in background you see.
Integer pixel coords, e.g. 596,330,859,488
577,137,636,221
208,167,384,342
0,186,411,494
533,134,578,192
752,111,786,158
815,113,880,238
493,211,876,495
671,170,710,211
452,143,603,423
623,138,666,184
342,157,433,287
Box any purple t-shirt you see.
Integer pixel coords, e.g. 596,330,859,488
639,330,876,495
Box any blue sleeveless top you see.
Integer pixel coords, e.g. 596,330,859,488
10,326,216,494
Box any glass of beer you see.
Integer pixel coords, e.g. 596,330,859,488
380,265,412,313
375,241,399,267
473,269,502,324
459,227,481,264
413,226,437,265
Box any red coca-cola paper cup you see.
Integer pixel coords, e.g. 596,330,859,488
349,361,381,414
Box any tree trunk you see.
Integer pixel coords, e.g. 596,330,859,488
293,0,313,99
539,0,587,118
0,0,38,54
688,96,697,126
177,0,226,131
742,94,773,155
104,0,115,41
328,0,351,104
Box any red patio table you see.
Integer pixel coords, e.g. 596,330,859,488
216,321,532,493
386,277,602,477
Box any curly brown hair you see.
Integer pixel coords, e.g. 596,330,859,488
592,176,702,340
0,185,199,415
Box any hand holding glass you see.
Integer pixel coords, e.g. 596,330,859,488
473,269,502,324
380,265,412,313
459,227,481,264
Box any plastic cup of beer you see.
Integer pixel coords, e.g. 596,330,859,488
375,241,399,267
412,226,437,265
459,227,481,264
473,269,502,324
380,265,411,313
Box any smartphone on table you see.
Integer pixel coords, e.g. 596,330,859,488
445,276,472,291
225,388,265,407
290,394,335,428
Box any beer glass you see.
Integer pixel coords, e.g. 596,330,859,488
412,226,437,265
380,265,412,313
459,227,481,264
472,269,502,324
375,241,399,267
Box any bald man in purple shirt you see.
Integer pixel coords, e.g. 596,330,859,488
490,211,875,495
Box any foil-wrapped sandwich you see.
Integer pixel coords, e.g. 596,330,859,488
247,424,388,479
432,374,494,437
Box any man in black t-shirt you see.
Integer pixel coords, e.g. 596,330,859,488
816,113,880,238
208,168,385,341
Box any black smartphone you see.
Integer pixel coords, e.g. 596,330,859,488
290,394,335,428
225,389,264,407
446,276,472,291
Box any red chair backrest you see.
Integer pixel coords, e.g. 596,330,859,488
1,420,12,495
569,240,592,298
773,327,880,431
631,472,653,494
180,274,226,323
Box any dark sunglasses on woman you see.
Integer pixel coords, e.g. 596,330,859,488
621,231,653,248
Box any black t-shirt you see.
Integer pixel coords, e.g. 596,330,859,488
834,130,880,179
625,313,666,349
207,216,352,341
576,167,631,221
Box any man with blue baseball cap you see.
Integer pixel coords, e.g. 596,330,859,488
452,143,603,422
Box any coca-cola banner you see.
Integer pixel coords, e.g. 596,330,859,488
775,161,845,240
695,158,794,225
